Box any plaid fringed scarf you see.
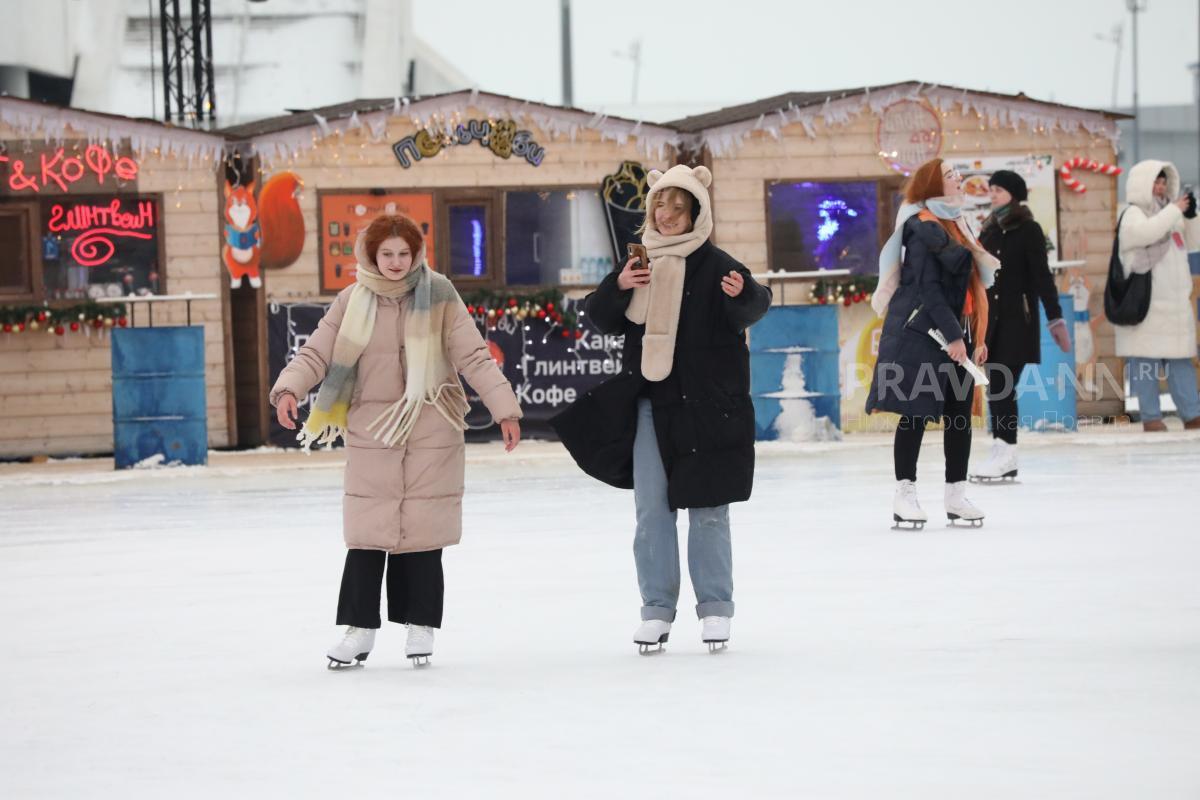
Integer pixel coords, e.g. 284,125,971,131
298,244,469,450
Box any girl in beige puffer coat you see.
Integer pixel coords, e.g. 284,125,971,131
270,213,522,668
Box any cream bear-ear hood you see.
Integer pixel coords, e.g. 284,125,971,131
643,164,714,234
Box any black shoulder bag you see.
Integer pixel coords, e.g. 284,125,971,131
1103,208,1153,326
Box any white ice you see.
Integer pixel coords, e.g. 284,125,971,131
2,431,1198,798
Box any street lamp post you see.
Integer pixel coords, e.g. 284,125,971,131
1128,0,1148,163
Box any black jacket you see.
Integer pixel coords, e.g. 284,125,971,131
865,216,976,421
550,240,772,510
978,205,1063,367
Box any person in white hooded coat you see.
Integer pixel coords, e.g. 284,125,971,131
1115,160,1200,431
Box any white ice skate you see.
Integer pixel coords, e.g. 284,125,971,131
405,625,434,667
700,616,731,653
892,479,927,530
633,620,671,655
945,481,985,527
969,441,1018,483
326,626,376,670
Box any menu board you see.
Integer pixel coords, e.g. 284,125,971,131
318,192,435,292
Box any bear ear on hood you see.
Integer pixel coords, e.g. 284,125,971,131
646,169,664,188
692,165,712,188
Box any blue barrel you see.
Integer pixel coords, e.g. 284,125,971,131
748,305,841,440
1014,293,1077,432
111,326,208,468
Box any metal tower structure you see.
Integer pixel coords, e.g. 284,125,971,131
158,0,217,127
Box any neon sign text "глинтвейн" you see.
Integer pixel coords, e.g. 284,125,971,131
48,198,155,267
0,145,138,193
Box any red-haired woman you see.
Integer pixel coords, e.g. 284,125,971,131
269,213,522,668
866,159,998,529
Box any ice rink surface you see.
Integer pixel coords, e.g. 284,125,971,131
2,431,1198,798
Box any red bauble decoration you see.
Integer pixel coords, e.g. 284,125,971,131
2,323,11,333
69,321,80,332
574,330,583,340
536,310,547,319
54,325,66,335
546,302,555,312
117,317,128,328
467,305,476,314
560,329,571,338
817,296,828,305
507,298,518,307
92,319,103,329
36,311,48,323
842,296,852,307
16,322,25,332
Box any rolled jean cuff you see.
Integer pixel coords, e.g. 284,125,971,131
696,600,734,619
641,605,676,622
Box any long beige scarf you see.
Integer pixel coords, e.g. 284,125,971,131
624,165,716,381
297,235,468,450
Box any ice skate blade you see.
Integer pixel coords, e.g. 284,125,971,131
968,471,1018,484
408,654,431,667
891,514,926,531
635,633,668,656
326,652,369,671
946,514,984,528
705,641,728,654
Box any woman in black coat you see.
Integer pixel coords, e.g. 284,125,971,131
551,164,771,654
970,170,1070,482
865,158,994,529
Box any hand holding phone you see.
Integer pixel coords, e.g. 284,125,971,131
618,243,651,291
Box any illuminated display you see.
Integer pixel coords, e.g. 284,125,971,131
0,145,139,194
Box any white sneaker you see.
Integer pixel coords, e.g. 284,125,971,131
969,440,1018,482
405,624,435,666
892,479,927,529
700,616,731,652
326,626,375,669
633,619,671,654
945,481,985,527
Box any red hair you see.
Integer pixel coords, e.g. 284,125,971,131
906,158,989,349
362,214,423,265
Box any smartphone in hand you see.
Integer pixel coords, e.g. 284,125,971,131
627,242,649,272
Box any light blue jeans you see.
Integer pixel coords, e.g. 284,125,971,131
1127,357,1200,423
632,398,734,622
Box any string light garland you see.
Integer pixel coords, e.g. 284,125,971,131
460,288,582,339
0,302,128,336
808,276,878,307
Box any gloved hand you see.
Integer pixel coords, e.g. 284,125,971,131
1048,318,1071,353
1185,192,1197,219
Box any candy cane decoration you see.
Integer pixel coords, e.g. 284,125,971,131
1059,157,1121,194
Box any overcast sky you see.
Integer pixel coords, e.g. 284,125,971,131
414,0,1199,122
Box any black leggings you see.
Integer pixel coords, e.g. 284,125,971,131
894,368,974,483
985,362,1024,445
336,548,444,629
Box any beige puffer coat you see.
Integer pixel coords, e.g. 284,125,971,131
269,285,521,553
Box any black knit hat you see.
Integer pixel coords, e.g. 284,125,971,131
988,170,1028,203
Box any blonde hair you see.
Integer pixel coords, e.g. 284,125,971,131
637,186,695,235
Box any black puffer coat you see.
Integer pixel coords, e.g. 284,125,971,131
978,205,1063,367
550,240,772,510
865,216,977,421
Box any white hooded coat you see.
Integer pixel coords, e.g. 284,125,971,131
1115,160,1200,359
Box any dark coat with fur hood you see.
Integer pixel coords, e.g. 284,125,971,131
978,204,1063,367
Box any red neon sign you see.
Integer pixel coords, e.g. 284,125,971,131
48,199,156,268
0,144,138,193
